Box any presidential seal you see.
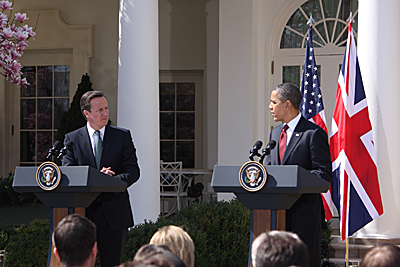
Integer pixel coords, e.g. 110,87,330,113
36,162,61,191
238,161,267,192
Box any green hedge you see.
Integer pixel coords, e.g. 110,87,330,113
2,199,332,267
3,199,250,267
0,173,40,207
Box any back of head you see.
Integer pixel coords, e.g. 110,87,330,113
254,231,309,267
149,225,194,267
52,214,96,267
134,244,186,267
360,243,400,267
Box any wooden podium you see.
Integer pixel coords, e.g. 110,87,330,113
211,165,330,266
13,166,127,267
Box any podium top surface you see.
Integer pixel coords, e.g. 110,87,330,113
13,166,127,193
211,164,330,194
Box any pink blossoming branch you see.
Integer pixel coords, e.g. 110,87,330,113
0,0,37,87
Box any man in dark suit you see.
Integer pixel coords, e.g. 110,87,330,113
62,91,140,267
268,83,332,267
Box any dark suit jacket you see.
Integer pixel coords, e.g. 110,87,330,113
62,124,140,231
269,116,332,266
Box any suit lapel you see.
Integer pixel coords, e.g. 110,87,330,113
281,117,305,164
80,126,96,168
101,125,115,167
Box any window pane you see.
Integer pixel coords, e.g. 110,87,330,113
177,83,195,111
177,113,195,139
160,83,175,111
54,65,70,97
160,141,175,162
176,141,194,168
54,98,69,129
20,131,35,162
321,0,339,19
37,66,53,97
286,9,308,36
21,66,36,97
280,28,304,49
301,0,323,22
160,112,175,139
38,99,52,129
37,131,52,162
283,66,300,87
21,99,36,129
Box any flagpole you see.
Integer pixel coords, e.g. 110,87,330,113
345,238,349,267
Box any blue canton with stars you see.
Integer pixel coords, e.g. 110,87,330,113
299,26,324,120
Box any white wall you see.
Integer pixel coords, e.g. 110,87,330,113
357,0,400,238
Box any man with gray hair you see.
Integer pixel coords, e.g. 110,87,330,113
252,231,309,267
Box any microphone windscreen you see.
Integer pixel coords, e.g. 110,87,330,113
54,140,62,149
254,140,263,149
269,140,277,149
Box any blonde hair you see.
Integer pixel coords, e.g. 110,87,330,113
149,225,195,267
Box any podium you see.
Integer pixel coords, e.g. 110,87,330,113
211,165,330,266
13,165,127,267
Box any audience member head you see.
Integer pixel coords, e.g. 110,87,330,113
360,243,400,267
252,231,309,267
52,214,97,267
149,225,194,267
133,244,186,267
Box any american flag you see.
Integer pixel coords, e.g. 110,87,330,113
299,25,334,221
330,22,383,241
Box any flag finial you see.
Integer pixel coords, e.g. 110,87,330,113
307,14,315,26
346,12,355,24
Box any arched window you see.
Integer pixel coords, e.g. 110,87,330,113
280,0,358,49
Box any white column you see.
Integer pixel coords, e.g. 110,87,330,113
118,0,160,224
357,0,400,238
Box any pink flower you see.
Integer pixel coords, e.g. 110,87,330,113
0,1,12,10
9,60,21,72
10,49,21,59
2,27,12,38
14,31,28,41
15,12,27,22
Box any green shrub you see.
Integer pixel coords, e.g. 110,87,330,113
0,223,14,250
0,173,39,207
5,220,49,267
123,199,251,267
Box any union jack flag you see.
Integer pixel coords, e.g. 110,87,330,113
299,25,334,221
330,22,383,241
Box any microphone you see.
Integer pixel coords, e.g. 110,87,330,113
46,141,62,160
249,140,263,161
259,140,277,164
57,141,73,159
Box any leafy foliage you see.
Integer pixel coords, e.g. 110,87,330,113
56,74,93,143
5,220,50,267
0,223,14,250
0,173,39,207
123,199,251,267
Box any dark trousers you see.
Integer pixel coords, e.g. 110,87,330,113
286,194,322,267
87,200,128,267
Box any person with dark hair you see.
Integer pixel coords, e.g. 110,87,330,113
360,243,400,267
252,231,309,267
268,83,332,267
52,214,97,267
131,244,187,267
62,90,140,267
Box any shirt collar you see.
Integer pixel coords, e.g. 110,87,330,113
87,123,106,139
285,112,301,132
